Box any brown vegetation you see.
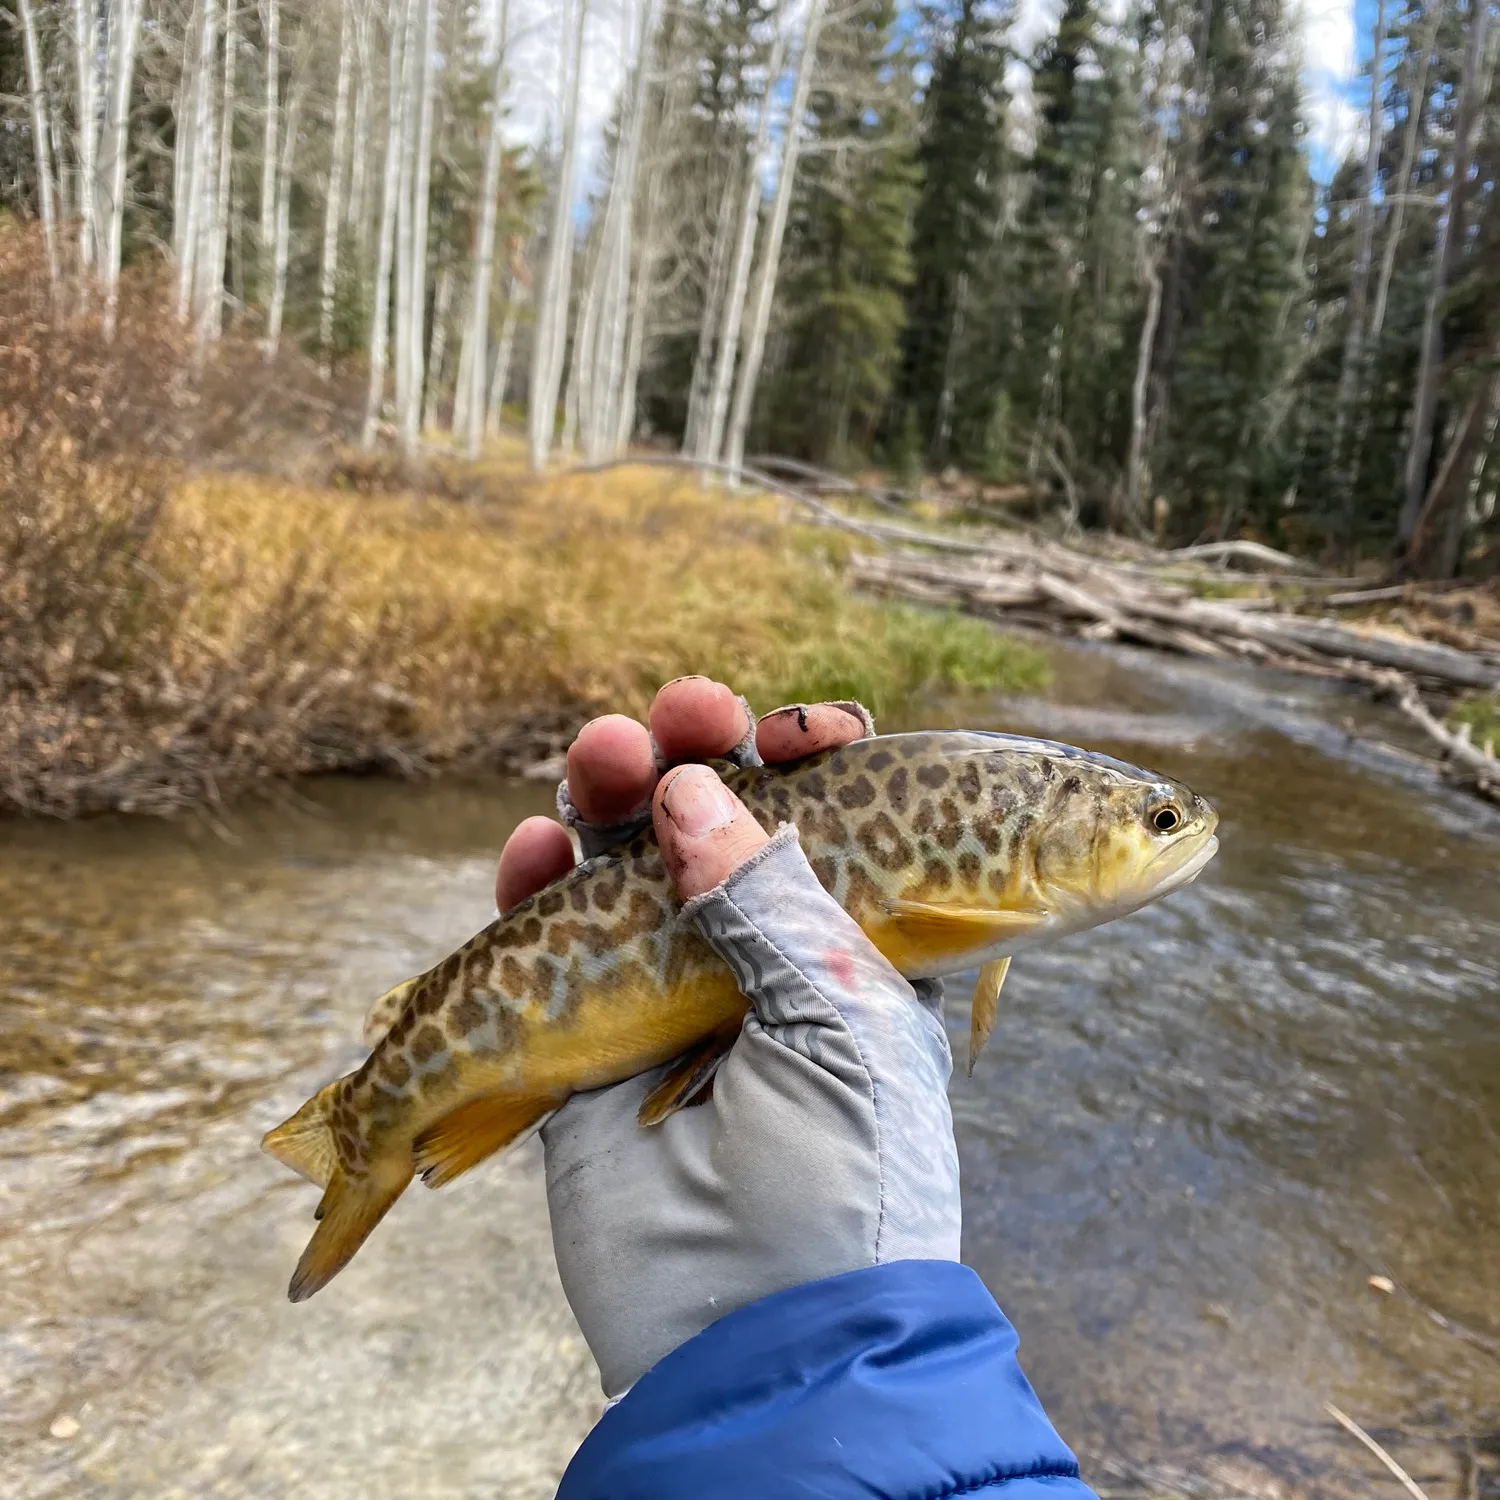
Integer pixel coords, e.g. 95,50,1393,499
0,231,1046,818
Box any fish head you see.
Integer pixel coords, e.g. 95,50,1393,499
1027,751,1219,931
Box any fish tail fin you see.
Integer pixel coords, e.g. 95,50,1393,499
287,1158,413,1303
262,1079,344,1189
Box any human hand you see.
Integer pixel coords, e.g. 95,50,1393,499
494,677,962,1398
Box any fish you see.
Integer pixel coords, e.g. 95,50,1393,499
263,730,1219,1301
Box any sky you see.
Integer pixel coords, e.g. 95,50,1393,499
502,0,1369,194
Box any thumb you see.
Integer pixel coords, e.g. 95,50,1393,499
652,764,770,901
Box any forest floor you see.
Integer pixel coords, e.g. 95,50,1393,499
0,433,1049,819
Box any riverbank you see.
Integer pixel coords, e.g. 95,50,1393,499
5,636,1495,1499
0,433,1046,819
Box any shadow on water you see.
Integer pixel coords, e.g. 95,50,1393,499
2,640,1497,1497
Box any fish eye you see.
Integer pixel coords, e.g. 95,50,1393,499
1151,804,1183,834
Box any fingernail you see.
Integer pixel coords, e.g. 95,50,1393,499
661,674,710,690
662,766,739,836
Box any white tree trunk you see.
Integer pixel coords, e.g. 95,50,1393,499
200,0,237,343
73,0,100,273
259,0,279,302
348,1,372,247
98,0,142,333
454,0,510,455
264,87,299,354
172,33,193,274
699,26,785,465
1125,263,1163,519
683,159,739,455
361,0,409,445
1330,0,1386,480
17,0,61,289
1400,0,1486,544
722,0,823,479
526,0,587,472
179,0,218,323
575,0,655,460
319,0,353,365
421,261,455,430
400,0,438,450
487,278,524,434
190,0,222,341
392,3,414,430
1371,0,1441,346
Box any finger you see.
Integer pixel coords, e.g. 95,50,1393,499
495,816,576,913
649,676,749,765
652,764,769,902
755,703,867,765
566,713,658,825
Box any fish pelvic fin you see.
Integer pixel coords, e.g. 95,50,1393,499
637,1024,740,1127
262,1080,343,1190
968,957,1011,1077
361,975,421,1048
412,1093,555,1190
288,1157,413,1303
877,900,1048,972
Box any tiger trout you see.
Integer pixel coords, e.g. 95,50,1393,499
264,730,1218,1301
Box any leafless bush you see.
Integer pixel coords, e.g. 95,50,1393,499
0,226,361,468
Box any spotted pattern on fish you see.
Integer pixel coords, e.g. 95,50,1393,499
270,730,1218,1294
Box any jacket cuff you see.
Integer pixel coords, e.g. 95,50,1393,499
557,1260,1096,1500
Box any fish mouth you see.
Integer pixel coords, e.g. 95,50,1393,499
1144,834,1219,899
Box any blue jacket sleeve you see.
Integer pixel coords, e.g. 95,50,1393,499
556,1260,1098,1500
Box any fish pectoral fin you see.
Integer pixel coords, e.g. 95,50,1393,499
636,1025,741,1128
412,1094,556,1190
361,976,421,1048
288,1159,413,1303
968,957,1011,1078
882,900,1048,966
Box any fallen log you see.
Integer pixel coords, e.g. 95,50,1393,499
1387,681,1500,804
1166,540,1319,574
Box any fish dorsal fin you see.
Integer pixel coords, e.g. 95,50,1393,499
636,1025,740,1128
361,976,421,1048
968,958,1011,1077
412,1093,555,1189
878,900,1048,972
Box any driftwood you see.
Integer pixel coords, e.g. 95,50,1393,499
1167,539,1319,574
852,548,1500,806
567,454,1500,808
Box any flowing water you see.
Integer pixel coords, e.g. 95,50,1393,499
2,643,1498,1498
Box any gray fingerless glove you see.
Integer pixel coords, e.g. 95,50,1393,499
542,829,960,1398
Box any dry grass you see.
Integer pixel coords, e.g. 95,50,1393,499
0,223,1045,818
1,435,1047,818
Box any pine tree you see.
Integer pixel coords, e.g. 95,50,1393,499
990,0,1137,512
754,0,917,464
892,0,1009,467
1152,0,1311,539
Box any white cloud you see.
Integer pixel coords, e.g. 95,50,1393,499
1295,0,1361,178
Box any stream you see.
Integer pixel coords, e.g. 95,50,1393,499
3,641,1497,1498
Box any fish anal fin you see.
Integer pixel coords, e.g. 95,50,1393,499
636,1026,739,1128
262,1080,342,1190
287,1159,413,1303
412,1093,554,1190
968,957,1011,1077
362,976,421,1048
878,900,1048,971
